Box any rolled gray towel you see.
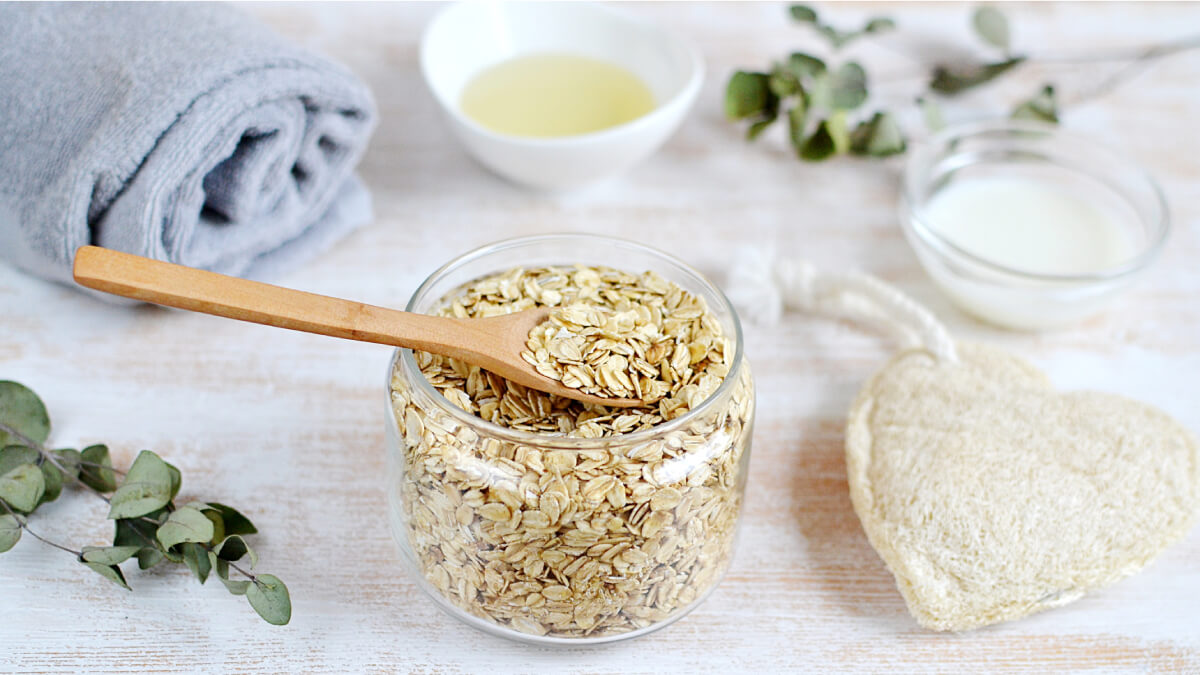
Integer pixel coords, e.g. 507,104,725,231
0,2,377,289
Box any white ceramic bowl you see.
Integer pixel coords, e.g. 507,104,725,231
420,1,704,191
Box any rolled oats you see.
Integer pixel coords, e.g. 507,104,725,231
389,265,754,639
522,293,713,402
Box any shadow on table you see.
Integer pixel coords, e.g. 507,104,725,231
783,416,911,625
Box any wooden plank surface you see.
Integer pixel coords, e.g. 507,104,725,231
2,2,1198,672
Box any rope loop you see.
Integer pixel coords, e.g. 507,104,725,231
725,247,958,363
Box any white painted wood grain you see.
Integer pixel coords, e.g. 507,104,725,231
1,3,1198,672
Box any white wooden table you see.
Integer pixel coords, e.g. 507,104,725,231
3,3,1199,672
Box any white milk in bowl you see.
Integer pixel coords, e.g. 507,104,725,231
924,175,1138,277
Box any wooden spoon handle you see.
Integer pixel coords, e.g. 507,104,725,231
71,246,464,353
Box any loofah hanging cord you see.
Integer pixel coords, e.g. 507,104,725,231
724,247,958,363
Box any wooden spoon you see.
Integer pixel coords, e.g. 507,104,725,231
72,246,643,408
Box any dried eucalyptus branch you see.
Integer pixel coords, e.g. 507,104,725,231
725,5,905,161
726,4,1200,161
0,380,291,625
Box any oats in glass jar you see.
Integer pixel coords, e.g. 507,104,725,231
389,262,754,640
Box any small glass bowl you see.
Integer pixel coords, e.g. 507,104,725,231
385,234,755,645
900,119,1169,331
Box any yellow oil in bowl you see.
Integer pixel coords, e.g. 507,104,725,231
459,52,656,138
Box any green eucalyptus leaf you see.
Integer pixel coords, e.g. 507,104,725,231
137,547,166,570
806,72,832,110
849,118,873,154
817,24,851,50
201,503,257,536
246,574,291,625
52,448,82,482
214,534,258,569
39,461,63,505
156,505,214,550
0,446,43,509
870,113,907,156
787,52,827,79
210,553,251,595
79,444,118,493
202,510,226,545
929,57,1024,95
0,513,21,552
917,96,946,132
0,445,39,477
80,545,140,565
113,508,166,549
807,18,891,50
182,542,212,583
0,464,45,513
745,112,778,141
161,544,184,563
786,104,808,152
768,66,800,98
82,561,131,591
116,510,182,564
222,576,252,595
864,17,896,34
108,451,172,519
830,62,868,110
850,111,907,157
799,118,837,161
167,462,182,501
725,71,776,120
972,6,1010,51
828,111,851,154
210,551,224,576
0,381,50,446
789,4,818,23
1012,84,1058,123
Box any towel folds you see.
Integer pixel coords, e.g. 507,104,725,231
0,2,377,290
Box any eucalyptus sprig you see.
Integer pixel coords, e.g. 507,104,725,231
727,4,1197,160
0,380,291,625
726,3,905,160
927,5,1026,96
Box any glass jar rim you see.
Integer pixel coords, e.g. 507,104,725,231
389,233,747,450
901,118,1170,284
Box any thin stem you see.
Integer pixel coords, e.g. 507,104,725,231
117,515,161,547
77,459,127,476
0,499,82,557
0,421,116,503
0,421,42,450
87,489,111,504
1062,37,1200,106
1033,35,1200,64
21,524,82,557
0,421,72,482
891,35,1199,101
227,559,258,582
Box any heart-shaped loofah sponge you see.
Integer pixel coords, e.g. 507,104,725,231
845,343,1200,631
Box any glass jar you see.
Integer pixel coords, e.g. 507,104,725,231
385,234,755,645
